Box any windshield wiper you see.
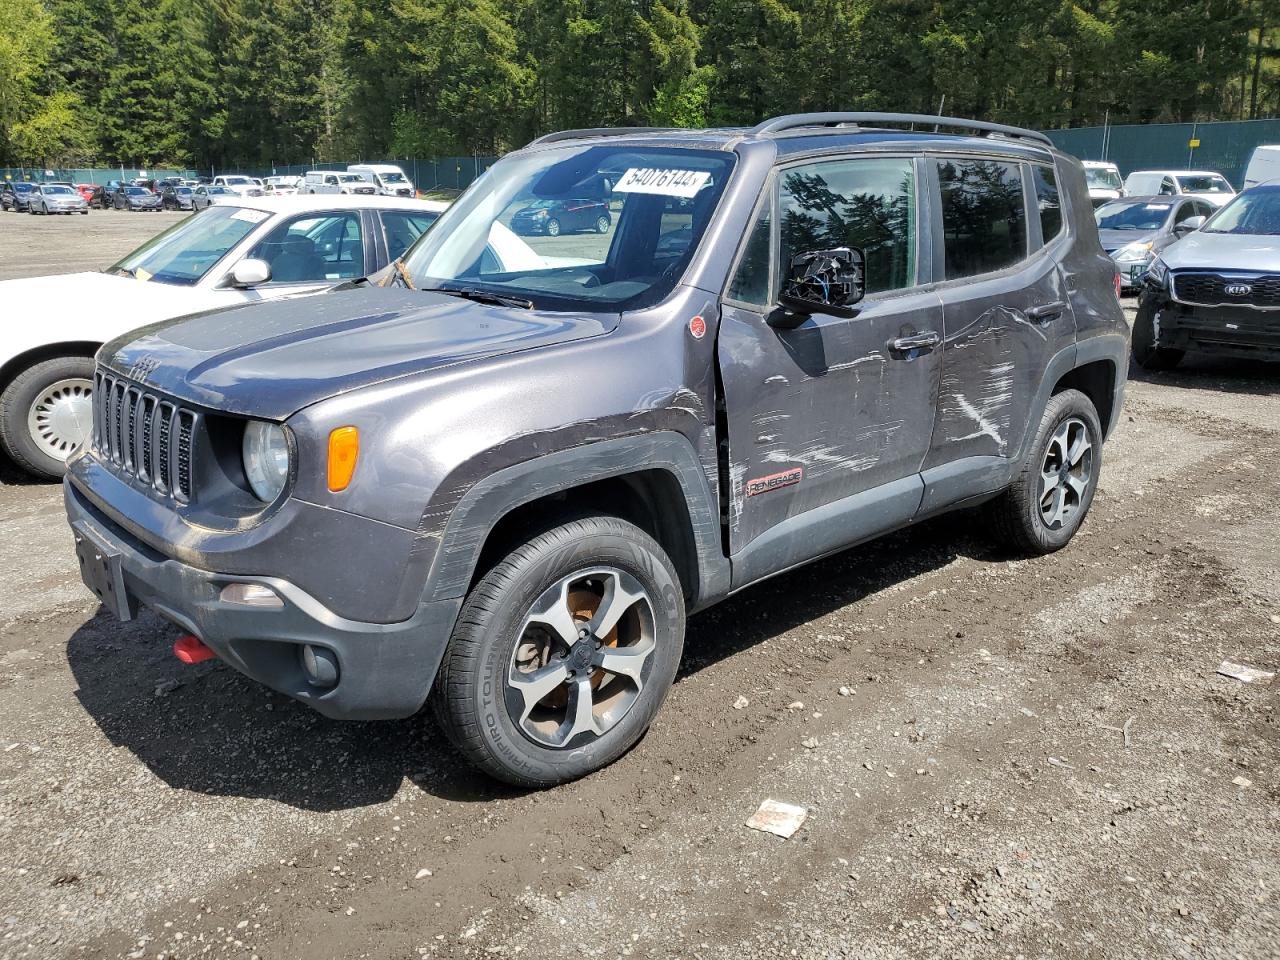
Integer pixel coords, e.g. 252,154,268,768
429,286,534,310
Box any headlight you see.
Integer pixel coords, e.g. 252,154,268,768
242,421,290,502
1145,257,1169,289
1114,241,1153,262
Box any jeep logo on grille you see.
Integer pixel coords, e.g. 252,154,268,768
1223,283,1253,297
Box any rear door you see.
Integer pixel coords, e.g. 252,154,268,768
920,155,1074,506
717,154,943,571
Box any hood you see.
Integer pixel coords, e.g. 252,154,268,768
1161,230,1280,273
1098,229,1156,254
99,287,618,419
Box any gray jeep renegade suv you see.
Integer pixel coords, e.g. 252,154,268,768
64,113,1128,786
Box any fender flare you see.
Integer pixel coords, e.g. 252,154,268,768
1014,333,1128,464
424,432,730,608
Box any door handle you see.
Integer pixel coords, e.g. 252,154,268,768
889,331,941,353
1026,301,1066,323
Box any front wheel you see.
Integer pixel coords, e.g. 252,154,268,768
1132,299,1184,371
545,218,561,237
0,355,96,480
432,515,685,787
989,388,1102,556
595,215,610,234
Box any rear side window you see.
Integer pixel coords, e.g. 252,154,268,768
937,159,1028,279
776,157,917,294
1032,165,1063,243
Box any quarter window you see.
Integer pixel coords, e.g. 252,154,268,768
1031,165,1063,243
776,157,917,295
937,158,1028,279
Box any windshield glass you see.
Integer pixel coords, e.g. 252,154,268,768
222,176,251,185
176,187,192,194
404,145,735,311
1178,174,1232,193
43,185,74,195
339,174,363,182
208,186,232,194
1201,187,1280,235
108,205,268,285
1086,167,1122,189
14,183,35,192
124,186,147,195
1095,201,1172,230
379,171,406,183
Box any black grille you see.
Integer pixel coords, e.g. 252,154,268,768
93,370,197,503
1174,273,1280,308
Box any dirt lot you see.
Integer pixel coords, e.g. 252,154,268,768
1,214,1278,960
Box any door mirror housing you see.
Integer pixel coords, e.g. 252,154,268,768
771,247,865,327
230,258,271,288
1173,215,1206,236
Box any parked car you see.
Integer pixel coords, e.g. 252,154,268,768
1082,160,1124,206
263,175,302,196
347,163,416,197
510,197,612,236
1243,144,1280,188
60,113,1126,786
89,183,119,209
1134,184,1280,369
1,181,39,212
0,194,447,478
29,183,89,215
212,174,264,197
74,183,96,202
191,184,237,210
303,171,376,195
161,184,196,210
113,184,162,211
1095,195,1216,289
1122,170,1236,207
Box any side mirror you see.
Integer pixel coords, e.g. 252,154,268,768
770,247,866,328
230,258,271,287
1174,215,1206,236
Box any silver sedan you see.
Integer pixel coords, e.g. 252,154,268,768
30,184,89,215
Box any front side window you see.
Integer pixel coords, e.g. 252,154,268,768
727,197,772,305
937,158,1028,279
775,157,917,295
248,212,364,282
381,210,439,262
1032,164,1063,243
1173,201,1199,225
404,144,736,311
108,205,268,285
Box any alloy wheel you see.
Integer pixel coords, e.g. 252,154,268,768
505,567,656,749
1039,417,1092,529
27,377,93,461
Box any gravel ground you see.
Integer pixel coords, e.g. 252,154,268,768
0,214,1277,960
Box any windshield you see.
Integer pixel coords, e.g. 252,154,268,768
176,187,192,194
125,186,148,195
222,176,251,185
14,183,35,192
1086,167,1123,189
1095,200,1172,231
43,185,74,195
339,174,363,183
208,186,232,194
379,171,407,183
107,205,268,285
403,145,735,311
1201,187,1280,235
1177,174,1232,193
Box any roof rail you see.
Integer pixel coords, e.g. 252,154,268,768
527,126,684,147
750,112,1053,147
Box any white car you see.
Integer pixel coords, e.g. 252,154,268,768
303,171,377,195
1081,160,1123,206
212,174,264,197
347,163,416,197
1121,170,1236,207
0,194,447,479
263,175,302,196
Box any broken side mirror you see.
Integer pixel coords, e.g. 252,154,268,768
770,247,865,328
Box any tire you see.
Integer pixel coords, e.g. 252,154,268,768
0,355,96,480
988,388,1102,556
545,218,561,237
432,514,685,787
1132,299,1184,371
595,215,610,234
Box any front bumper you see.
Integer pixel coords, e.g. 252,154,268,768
64,477,461,720
1143,292,1280,360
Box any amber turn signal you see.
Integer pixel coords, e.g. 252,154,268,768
327,426,359,491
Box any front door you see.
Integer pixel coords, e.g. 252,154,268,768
717,155,943,567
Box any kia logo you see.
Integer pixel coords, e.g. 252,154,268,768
1223,283,1252,297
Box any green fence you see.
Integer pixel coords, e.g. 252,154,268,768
1,166,198,185
1043,119,1280,190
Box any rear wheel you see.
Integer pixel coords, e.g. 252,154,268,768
1132,300,1185,371
432,515,685,787
0,356,96,480
989,388,1101,556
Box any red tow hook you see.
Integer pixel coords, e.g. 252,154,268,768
174,634,217,664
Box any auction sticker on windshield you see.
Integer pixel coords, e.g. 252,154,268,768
613,168,711,198
230,208,270,223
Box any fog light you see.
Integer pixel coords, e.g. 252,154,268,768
219,582,284,607
300,644,339,688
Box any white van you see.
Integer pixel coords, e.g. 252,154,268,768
1122,170,1236,207
1081,160,1124,206
347,163,416,197
1243,145,1280,188
303,171,376,195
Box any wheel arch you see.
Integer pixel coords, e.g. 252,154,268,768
424,433,731,612
0,342,101,396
